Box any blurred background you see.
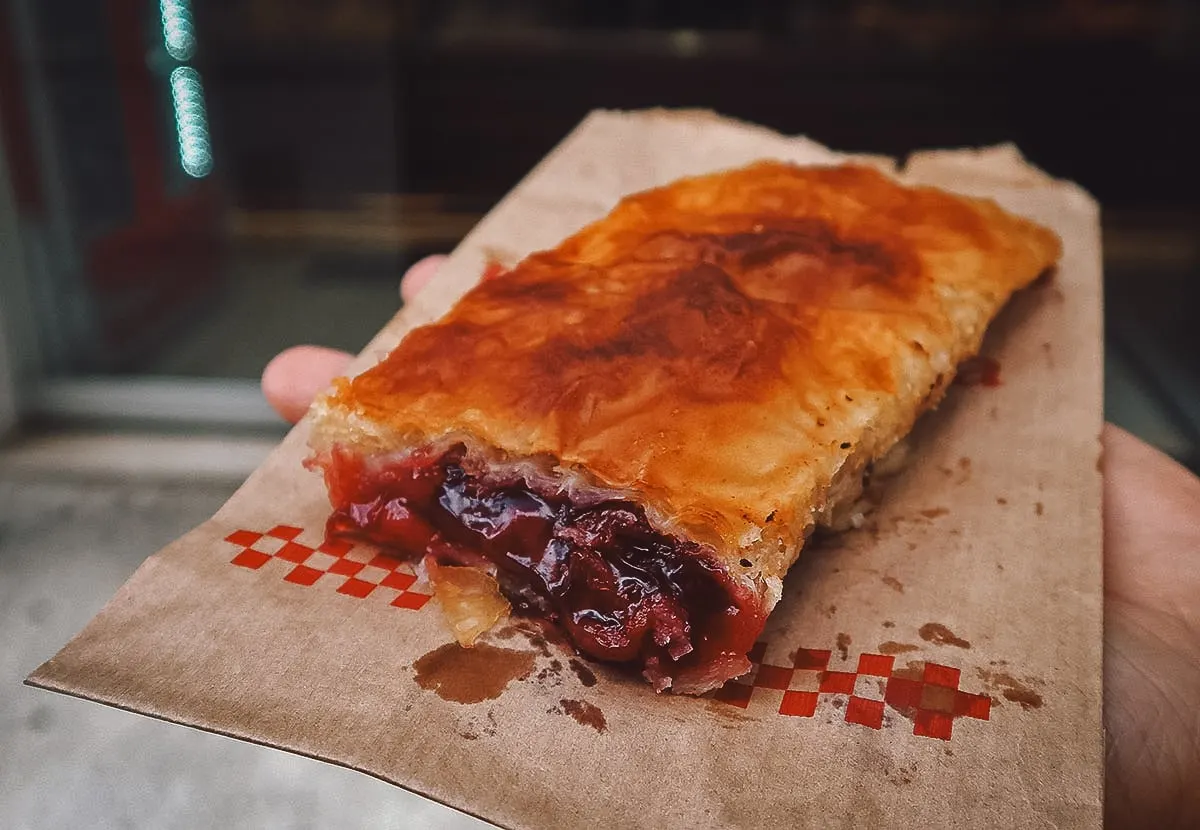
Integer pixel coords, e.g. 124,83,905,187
0,0,1197,461
0,2,1197,828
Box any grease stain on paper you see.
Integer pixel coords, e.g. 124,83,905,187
977,668,1044,709
955,357,1001,387
836,632,851,661
569,658,598,687
480,246,518,269
493,620,562,657
535,658,564,685
885,762,915,786
705,699,758,725
526,634,553,657
457,710,499,741
560,699,607,733
877,641,919,655
1002,686,1044,709
413,642,536,704
918,623,971,649
938,456,973,484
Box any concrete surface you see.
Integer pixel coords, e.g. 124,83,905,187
0,476,487,830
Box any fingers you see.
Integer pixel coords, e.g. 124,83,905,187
260,255,448,424
1100,422,1200,830
1101,421,1200,610
261,345,354,424
401,254,448,304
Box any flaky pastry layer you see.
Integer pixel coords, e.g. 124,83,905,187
310,161,1061,671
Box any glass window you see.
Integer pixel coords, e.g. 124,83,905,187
1,1,1197,465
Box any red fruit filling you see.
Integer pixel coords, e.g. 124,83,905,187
319,444,764,690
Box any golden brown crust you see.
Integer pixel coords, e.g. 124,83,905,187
312,161,1061,614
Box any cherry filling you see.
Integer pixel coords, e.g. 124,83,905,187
320,445,764,688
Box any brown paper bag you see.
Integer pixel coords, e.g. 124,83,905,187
28,110,1104,829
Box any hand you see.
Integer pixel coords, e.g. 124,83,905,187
1100,425,1200,829
262,256,1200,829
261,255,445,423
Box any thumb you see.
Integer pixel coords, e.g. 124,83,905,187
401,255,448,304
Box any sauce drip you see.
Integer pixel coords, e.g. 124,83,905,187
560,698,607,732
954,356,1002,387
322,445,763,689
918,622,971,649
413,642,536,704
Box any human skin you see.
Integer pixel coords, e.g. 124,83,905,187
262,255,1200,828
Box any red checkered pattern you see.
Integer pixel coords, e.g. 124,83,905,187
714,643,991,741
224,525,432,610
